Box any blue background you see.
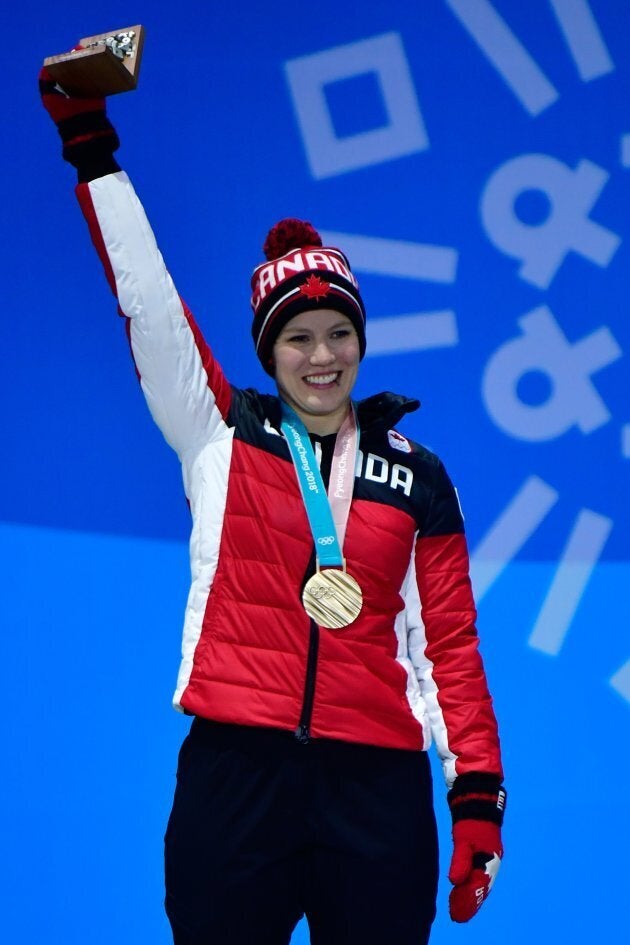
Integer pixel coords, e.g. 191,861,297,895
2,1,628,942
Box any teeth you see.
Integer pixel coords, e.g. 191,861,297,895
305,373,338,385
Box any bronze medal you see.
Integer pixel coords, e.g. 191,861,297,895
302,566,363,629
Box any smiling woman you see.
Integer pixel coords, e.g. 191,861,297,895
273,309,360,435
41,52,506,945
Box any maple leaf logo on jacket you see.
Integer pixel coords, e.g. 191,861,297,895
299,274,331,300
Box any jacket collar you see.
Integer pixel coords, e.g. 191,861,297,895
355,391,420,432
255,389,420,434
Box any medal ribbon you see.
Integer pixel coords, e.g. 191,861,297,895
280,402,359,568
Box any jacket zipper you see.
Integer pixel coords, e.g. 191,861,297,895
295,551,319,744
295,617,319,744
294,436,334,745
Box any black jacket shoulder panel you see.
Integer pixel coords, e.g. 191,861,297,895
227,386,288,460
353,419,464,536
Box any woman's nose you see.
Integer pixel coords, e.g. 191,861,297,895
310,341,335,364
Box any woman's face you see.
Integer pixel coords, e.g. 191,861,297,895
273,309,361,433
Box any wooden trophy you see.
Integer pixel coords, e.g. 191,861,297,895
43,26,145,97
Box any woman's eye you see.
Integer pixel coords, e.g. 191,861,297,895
331,329,350,339
288,335,309,343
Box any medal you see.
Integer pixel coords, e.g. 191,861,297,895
303,563,363,629
281,402,363,629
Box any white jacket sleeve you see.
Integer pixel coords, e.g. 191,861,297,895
76,171,232,458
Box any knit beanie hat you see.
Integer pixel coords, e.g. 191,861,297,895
250,218,367,375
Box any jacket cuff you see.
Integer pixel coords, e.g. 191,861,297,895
76,153,121,183
447,772,506,826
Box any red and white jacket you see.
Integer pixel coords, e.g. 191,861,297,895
77,171,502,787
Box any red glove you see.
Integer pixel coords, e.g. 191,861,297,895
447,773,506,923
39,57,119,172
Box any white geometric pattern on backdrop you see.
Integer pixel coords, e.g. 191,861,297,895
285,2,627,703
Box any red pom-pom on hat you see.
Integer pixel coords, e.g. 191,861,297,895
263,218,322,261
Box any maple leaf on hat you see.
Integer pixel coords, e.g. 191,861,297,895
299,274,331,301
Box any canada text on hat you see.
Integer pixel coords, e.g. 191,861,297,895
251,248,359,311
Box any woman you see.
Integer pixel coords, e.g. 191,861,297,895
41,66,506,945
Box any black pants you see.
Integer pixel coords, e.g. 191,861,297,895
165,719,438,945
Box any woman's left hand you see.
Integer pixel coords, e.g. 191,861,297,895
446,773,506,922
448,818,503,922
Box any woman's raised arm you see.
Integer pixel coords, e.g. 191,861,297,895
40,65,232,459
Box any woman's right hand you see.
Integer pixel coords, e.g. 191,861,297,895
39,58,119,168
